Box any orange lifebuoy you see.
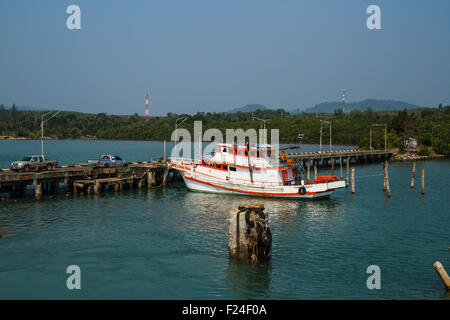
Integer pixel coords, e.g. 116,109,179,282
281,151,286,161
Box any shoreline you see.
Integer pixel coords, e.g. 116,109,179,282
390,152,448,162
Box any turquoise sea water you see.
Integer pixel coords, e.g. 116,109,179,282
0,140,449,299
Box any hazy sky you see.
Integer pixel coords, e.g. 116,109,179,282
1,0,450,115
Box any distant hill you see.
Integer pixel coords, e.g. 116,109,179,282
2,105,49,111
229,104,267,113
296,99,425,114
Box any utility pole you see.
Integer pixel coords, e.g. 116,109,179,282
145,92,149,120
41,111,61,156
342,88,346,113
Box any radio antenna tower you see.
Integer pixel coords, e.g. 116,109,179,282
342,88,346,113
145,92,149,120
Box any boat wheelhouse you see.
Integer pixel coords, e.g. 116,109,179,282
170,143,345,199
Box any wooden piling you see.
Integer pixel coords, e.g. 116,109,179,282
314,164,317,179
164,140,166,161
35,184,42,200
162,167,169,186
384,160,391,197
346,157,350,187
307,160,311,180
421,168,425,195
114,184,119,192
138,179,143,189
351,167,355,194
147,171,154,189
94,181,100,194
433,261,450,290
411,161,416,189
331,158,335,175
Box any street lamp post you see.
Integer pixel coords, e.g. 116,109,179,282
174,116,189,159
252,113,267,145
175,116,189,142
41,111,61,156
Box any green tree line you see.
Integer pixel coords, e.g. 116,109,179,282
1,104,449,155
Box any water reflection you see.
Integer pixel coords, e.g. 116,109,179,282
226,258,272,299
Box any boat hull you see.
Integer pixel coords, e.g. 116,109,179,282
182,175,335,200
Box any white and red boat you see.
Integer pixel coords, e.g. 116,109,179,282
170,144,345,200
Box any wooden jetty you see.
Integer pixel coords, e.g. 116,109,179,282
284,149,394,168
0,161,177,200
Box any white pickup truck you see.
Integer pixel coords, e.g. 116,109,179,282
87,155,128,168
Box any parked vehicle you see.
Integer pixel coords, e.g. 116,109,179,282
10,155,58,172
87,155,128,168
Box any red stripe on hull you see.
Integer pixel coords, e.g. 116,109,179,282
184,176,328,196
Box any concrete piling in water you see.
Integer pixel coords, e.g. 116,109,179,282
314,164,318,180
411,161,416,189
421,168,425,195
228,203,271,264
351,167,355,194
433,261,450,290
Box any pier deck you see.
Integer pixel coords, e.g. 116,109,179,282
0,161,175,199
285,149,394,167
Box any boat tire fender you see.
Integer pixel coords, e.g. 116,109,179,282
299,186,306,195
